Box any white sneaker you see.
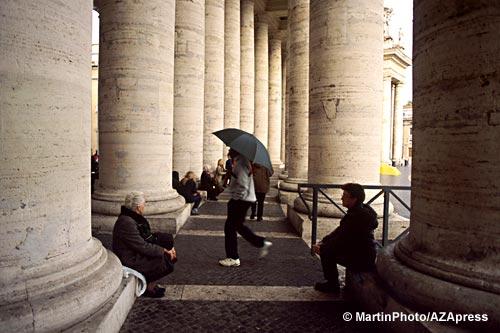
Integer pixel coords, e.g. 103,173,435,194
259,240,273,258
218,258,240,267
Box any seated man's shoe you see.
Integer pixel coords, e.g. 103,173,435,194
218,258,240,267
155,284,166,293
256,217,263,221
259,240,273,258
314,281,341,295
249,214,255,220
143,287,165,298
191,208,199,215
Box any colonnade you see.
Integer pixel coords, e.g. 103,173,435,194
1,0,499,331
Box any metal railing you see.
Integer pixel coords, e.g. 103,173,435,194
297,184,411,254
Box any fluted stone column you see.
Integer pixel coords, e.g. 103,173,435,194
279,0,309,198
93,0,184,217
204,0,225,167
173,0,205,176
0,1,121,330
224,0,241,129
240,0,255,133
391,83,404,165
377,2,500,328
254,22,269,146
268,38,282,166
381,77,393,164
295,0,383,216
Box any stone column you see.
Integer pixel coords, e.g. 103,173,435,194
204,0,225,167
254,22,269,146
0,1,121,330
381,77,393,164
279,0,309,200
268,38,282,166
224,0,241,129
391,82,404,165
240,0,255,133
295,0,383,216
93,0,184,217
377,2,500,328
173,0,205,176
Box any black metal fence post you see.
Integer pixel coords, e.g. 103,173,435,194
382,188,390,246
311,187,319,255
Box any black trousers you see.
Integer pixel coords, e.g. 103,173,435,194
144,232,175,283
224,199,265,259
319,242,375,286
250,192,266,219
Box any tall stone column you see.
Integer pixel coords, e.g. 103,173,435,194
240,0,255,133
377,2,500,328
391,83,404,165
0,1,121,330
93,0,184,217
295,0,383,216
381,77,393,164
254,22,269,146
173,0,205,176
224,0,241,129
204,0,225,167
268,38,282,166
279,0,309,200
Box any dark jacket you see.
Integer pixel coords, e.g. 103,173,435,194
112,206,164,275
199,171,215,191
321,203,378,266
176,179,198,203
252,164,272,193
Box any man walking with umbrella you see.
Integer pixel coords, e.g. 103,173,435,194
218,148,272,267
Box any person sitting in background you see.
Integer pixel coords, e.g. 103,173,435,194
172,171,180,191
223,153,233,187
312,183,378,294
176,171,202,215
112,191,177,298
199,165,218,201
250,163,272,221
214,158,226,194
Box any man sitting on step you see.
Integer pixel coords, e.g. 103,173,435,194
312,183,378,294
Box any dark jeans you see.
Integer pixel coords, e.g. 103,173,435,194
320,242,376,287
144,232,175,283
224,199,265,259
189,194,201,209
250,192,266,219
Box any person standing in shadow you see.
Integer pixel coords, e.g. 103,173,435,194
250,163,272,221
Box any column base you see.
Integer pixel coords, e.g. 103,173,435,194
65,274,137,333
0,239,122,332
92,202,192,234
278,177,306,205
278,170,288,180
366,243,499,332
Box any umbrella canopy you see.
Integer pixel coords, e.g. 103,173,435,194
212,128,273,173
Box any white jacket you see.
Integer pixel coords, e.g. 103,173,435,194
229,156,256,202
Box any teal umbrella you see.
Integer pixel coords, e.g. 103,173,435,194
213,128,274,173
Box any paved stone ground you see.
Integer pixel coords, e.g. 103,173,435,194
97,196,383,332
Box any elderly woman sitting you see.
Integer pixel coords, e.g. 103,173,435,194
112,191,177,298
